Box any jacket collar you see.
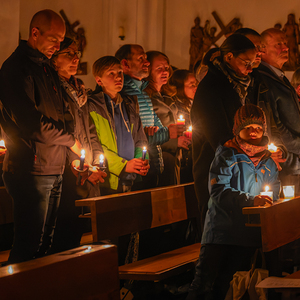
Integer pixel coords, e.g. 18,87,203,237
124,74,149,91
19,40,50,66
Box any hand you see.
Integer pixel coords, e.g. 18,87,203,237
178,136,191,150
270,149,286,171
70,139,82,157
87,166,107,185
125,158,150,176
168,124,185,138
253,195,273,207
71,160,89,185
144,126,159,136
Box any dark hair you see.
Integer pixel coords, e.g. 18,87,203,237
234,28,260,37
144,51,176,97
169,69,194,106
220,34,256,59
115,44,132,61
93,56,120,78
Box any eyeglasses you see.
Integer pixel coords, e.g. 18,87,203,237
237,56,255,68
58,51,82,59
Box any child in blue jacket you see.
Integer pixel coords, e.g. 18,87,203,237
187,104,280,300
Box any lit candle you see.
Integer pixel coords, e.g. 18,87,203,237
177,115,185,125
260,185,273,200
283,185,295,199
99,154,104,168
77,149,85,186
142,146,147,160
0,140,5,148
268,143,277,153
79,149,85,171
185,126,192,139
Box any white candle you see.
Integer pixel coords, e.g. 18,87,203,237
99,154,104,168
268,143,277,153
283,185,295,199
142,146,147,160
260,185,273,200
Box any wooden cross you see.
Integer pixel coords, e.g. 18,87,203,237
211,11,242,44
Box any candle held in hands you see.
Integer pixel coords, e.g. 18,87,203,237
142,146,147,160
268,143,277,153
260,185,273,200
177,115,185,125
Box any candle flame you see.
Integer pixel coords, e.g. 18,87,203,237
80,149,85,158
268,143,277,152
143,146,147,151
0,140,5,148
100,154,104,161
188,126,192,131
179,115,183,120
7,265,13,275
265,185,270,192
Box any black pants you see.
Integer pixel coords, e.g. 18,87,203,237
186,244,256,300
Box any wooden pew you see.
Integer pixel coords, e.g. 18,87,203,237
75,182,201,281
0,244,120,300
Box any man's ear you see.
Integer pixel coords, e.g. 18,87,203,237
31,27,39,41
224,52,233,63
121,59,130,72
95,76,103,86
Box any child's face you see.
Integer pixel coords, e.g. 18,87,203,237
239,124,263,145
96,63,123,97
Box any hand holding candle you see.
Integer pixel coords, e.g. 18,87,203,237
260,185,273,200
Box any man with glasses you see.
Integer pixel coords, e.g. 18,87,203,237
0,9,82,263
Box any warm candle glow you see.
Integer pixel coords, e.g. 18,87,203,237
7,265,13,275
0,140,5,148
177,115,185,125
188,126,192,132
268,143,277,153
100,154,104,162
142,146,147,160
265,185,270,192
81,149,85,158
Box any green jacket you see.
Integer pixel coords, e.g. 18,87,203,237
88,91,148,190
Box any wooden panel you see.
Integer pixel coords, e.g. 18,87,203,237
119,243,201,281
0,244,120,300
151,185,187,228
243,197,300,252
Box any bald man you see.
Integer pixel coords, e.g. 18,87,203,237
257,28,300,194
0,9,81,263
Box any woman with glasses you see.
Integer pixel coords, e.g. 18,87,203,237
191,34,256,234
50,37,106,253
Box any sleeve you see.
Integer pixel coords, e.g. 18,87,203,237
193,86,234,150
208,149,255,213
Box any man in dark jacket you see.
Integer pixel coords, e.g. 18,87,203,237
0,9,81,263
258,28,300,195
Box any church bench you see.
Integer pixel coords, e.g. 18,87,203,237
0,244,120,300
75,182,201,281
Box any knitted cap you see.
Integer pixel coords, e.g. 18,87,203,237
233,104,266,136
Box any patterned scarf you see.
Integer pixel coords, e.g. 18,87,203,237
60,76,87,107
213,57,251,105
225,136,269,167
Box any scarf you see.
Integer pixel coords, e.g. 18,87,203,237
224,136,269,167
61,76,87,107
213,57,251,105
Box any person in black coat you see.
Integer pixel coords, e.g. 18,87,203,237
191,34,256,232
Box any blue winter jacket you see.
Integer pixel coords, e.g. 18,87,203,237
201,144,280,248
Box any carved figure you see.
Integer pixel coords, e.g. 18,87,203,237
283,13,300,70
189,17,204,71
